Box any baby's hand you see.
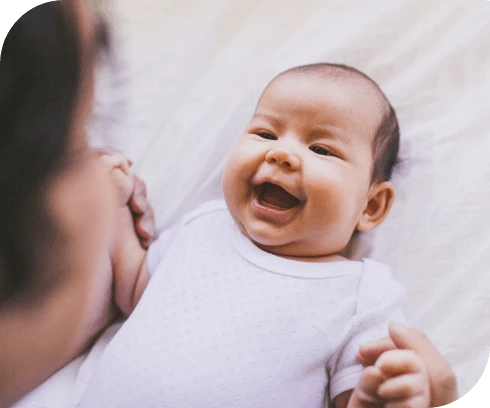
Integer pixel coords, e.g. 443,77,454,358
98,149,134,206
348,349,430,408
95,147,155,249
358,322,458,407
94,147,152,316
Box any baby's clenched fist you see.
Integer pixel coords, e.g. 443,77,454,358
348,349,430,408
98,150,134,206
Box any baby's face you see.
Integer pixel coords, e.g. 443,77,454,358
222,73,384,259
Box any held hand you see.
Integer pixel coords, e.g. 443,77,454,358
346,351,430,408
95,147,156,249
374,349,430,407
97,147,134,205
358,322,458,407
345,366,385,408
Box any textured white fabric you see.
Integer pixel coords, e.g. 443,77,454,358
79,201,405,407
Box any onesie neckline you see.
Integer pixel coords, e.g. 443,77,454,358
230,218,363,279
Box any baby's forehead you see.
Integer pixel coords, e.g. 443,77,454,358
270,70,384,104
259,71,386,130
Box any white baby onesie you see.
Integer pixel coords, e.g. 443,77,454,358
80,200,405,408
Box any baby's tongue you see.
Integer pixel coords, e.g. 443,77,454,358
260,183,299,209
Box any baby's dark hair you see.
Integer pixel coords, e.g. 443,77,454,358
277,63,400,184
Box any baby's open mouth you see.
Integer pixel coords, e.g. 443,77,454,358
256,182,301,210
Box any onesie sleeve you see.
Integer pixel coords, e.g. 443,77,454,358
326,259,407,401
146,199,228,275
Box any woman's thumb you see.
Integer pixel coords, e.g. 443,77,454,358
388,322,433,354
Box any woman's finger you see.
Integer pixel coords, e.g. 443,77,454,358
358,337,397,366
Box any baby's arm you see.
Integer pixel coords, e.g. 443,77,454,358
335,349,431,408
100,152,151,316
111,203,150,316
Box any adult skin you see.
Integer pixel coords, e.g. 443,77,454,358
0,1,154,406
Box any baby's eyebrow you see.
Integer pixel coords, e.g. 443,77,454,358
308,125,351,145
251,112,283,126
251,112,351,144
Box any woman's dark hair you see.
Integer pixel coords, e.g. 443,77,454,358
0,2,82,304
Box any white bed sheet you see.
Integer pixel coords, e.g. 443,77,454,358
14,0,490,406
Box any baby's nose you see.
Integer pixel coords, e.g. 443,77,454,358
265,148,300,170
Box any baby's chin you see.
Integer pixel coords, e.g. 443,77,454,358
240,218,296,251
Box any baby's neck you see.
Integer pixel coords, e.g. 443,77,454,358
273,252,349,263
251,239,350,263
235,221,351,263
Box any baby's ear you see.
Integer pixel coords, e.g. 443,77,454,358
356,182,395,232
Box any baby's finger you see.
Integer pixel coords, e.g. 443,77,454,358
388,322,458,407
130,176,148,214
385,395,429,408
375,349,425,377
135,208,156,241
378,374,427,400
140,238,152,250
348,366,385,407
358,337,397,366
112,168,134,204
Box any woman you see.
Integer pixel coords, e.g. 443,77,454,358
0,1,153,405
0,1,457,407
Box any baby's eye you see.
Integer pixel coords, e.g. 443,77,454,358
256,132,277,140
310,146,332,156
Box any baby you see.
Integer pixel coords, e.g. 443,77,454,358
81,64,430,408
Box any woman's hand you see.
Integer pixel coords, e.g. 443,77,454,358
358,322,458,407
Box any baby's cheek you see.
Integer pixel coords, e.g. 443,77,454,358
306,172,359,234
223,143,252,192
